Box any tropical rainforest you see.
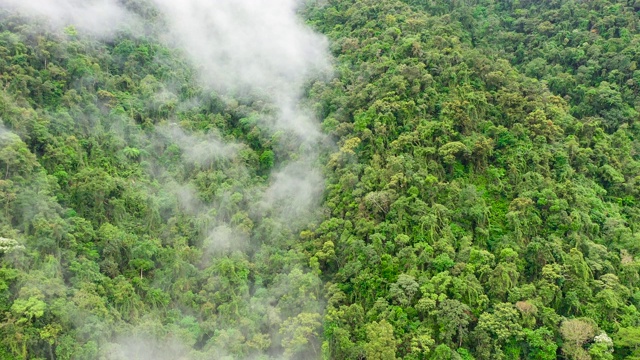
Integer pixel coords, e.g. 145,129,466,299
1,0,640,359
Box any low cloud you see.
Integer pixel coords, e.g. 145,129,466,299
203,224,249,256
1,1,333,358
0,0,140,37
157,124,240,165
262,159,324,221
153,0,330,95
105,334,191,360
153,0,331,142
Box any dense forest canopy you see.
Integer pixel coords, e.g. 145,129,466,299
0,0,640,359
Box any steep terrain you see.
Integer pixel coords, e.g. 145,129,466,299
1,0,640,359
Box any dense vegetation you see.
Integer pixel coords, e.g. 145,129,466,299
1,0,640,359
0,6,326,359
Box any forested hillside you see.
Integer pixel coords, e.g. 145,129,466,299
1,0,640,359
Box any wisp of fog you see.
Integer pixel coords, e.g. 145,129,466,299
0,0,332,358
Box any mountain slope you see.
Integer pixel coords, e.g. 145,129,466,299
1,0,640,359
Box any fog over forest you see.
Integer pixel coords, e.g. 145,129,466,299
1,0,640,359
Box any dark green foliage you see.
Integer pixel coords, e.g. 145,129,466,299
0,8,322,359
305,0,640,358
1,0,640,359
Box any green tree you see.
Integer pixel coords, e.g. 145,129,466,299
364,320,397,360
